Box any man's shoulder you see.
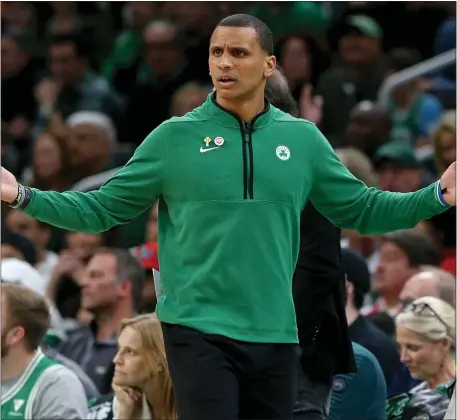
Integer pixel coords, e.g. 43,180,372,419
353,342,381,366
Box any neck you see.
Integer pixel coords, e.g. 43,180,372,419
427,358,455,389
143,378,169,420
216,90,265,123
1,347,37,382
382,293,401,309
345,305,360,327
95,303,133,342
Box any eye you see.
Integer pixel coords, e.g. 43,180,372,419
212,48,222,57
234,50,246,57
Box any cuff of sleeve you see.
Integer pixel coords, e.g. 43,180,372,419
10,185,33,210
436,181,450,207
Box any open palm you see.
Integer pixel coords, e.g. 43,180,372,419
1,167,19,204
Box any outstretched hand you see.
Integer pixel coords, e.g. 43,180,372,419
440,162,456,206
1,167,19,204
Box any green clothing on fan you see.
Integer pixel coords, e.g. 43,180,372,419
250,2,330,40
1,350,57,419
20,93,448,344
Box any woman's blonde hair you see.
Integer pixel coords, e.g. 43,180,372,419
396,296,456,344
432,110,456,175
119,314,177,420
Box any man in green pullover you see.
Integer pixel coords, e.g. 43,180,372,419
1,14,456,420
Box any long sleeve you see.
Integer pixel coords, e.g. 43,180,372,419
21,123,168,233
308,126,448,234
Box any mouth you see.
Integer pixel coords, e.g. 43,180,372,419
217,75,237,88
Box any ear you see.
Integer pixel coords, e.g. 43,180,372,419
442,336,452,352
8,326,25,346
346,280,354,298
264,55,276,79
117,280,133,300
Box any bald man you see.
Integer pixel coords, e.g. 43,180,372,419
399,266,456,307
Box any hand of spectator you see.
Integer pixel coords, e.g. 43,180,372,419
1,166,19,204
299,84,323,125
53,250,86,281
9,116,30,139
112,384,142,416
440,162,456,206
35,79,60,107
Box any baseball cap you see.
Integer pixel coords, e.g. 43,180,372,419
373,141,420,168
130,242,159,271
343,15,383,39
341,248,371,295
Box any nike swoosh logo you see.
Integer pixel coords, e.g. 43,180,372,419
200,146,220,153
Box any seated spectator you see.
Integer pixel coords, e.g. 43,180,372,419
66,110,119,183
343,248,401,391
373,141,436,193
343,100,391,159
57,248,145,395
399,266,456,307
1,225,37,267
364,230,441,317
170,82,212,117
432,110,456,177
317,15,386,146
1,283,87,419
6,209,58,283
326,343,387,420
35,32,123,134
385,48,443,149
87,314,177,420
396,296,456,393
20,130,72,192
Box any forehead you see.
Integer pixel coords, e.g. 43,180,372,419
396,325,425,344
87,253,116,269
50,42,76,56
118,326,142,349
7,209,34,224
211,26,261,50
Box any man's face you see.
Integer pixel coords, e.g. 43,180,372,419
399,272,440,306
1,36,26,78
377,162,421,192
67,123,107,168
66,232,103,262
113,326,151,387
79,253,124,312
6,210,48,249
49,42,85,86
209,26,275,101
0,244,25,262
374,241,418,297
143,25,182,76
339,33,379,66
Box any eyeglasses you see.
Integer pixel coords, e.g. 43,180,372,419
402,301,449,332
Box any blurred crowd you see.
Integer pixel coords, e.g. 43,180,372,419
1,2,456,420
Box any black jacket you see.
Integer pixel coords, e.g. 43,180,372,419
293,202,356,381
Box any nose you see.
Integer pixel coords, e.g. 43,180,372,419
113,351,121,365
399,348,411,364
217,51,233,70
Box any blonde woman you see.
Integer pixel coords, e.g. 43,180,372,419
395,296,456,393
89,314,177,420
432,110,456,176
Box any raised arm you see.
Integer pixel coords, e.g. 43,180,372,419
308,126,455,234
1,124,168,233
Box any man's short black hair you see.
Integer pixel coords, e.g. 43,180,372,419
49,32,89,59
265,66,299,117
216,14,274,55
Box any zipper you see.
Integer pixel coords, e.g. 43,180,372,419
211,93,269,201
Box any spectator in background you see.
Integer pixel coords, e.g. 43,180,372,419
35,32,123,133
317,15,386,146
1,225,37,267
386,48,443,149
57,248,145,395
1,31,40,172
343,100,391,159
1,283,88,420
342,248,401,391
373,141,435,193
324,343,387,420
364,230,441,317
66,110,119,183
396,297,456,393
432,110,456,176
5,209,58,282
399,266,456,307
103,1,160,94
335,147,378,187
121,19,207,145
21,131,72,192
170,82,212,117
